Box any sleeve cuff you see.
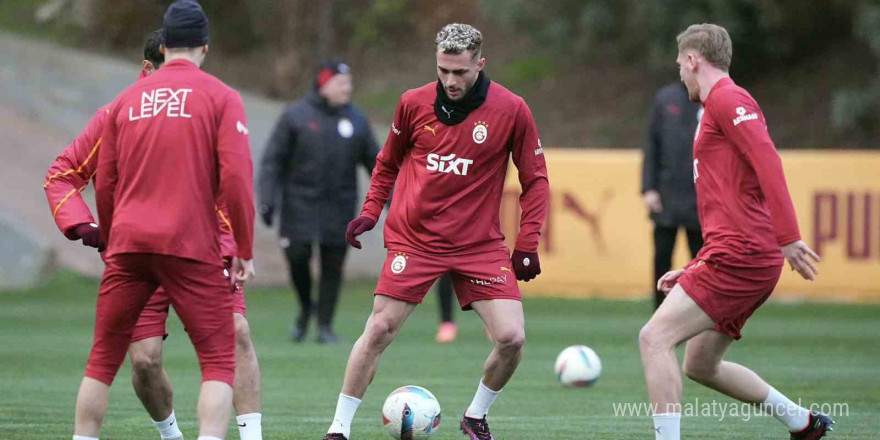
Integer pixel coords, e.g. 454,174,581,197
514,237,539,253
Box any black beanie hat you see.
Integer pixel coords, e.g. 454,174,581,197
163,1,209,49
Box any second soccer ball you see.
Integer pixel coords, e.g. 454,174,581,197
554,345,602,387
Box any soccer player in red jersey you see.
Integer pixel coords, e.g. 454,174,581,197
322,23,549,440
46,28,264,440
70,2,255,439
638,24,833,440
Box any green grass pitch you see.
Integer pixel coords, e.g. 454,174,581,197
0,271,877,439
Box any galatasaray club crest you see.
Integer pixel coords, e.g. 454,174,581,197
473,121,488,144
391,252,408,274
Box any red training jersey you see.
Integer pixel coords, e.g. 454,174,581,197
361,81,550,255
96,59,254,263
691,78,800,268
44,103,238,258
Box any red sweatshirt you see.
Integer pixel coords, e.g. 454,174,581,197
692,78,800,267
362,81,550,255
44,103,238,258
96,59,254,263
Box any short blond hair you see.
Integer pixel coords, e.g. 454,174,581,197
436,23,483,59
677,23,732,71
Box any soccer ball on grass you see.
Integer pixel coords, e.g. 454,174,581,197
381,385,441,439
554,345,602,387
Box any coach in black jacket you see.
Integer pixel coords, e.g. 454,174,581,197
259,61,379,343
641,82,704,309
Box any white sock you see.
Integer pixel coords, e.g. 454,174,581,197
153,410,183,439
73,436,99,440
236,413,263,440
196,437,222,440
652,412,681,440
762,386,810,432
465,380,501,419
328,393,362,438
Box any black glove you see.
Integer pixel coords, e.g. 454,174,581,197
74,223,105,251
345,216,377,249
260,205,274,227
511,249,541,282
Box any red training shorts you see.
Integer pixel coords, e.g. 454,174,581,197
131,282,247,342
85,253,235,386
375,245,521,310
677,259,783,340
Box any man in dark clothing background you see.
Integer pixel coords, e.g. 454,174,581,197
641,82,704,309
259,60,379,343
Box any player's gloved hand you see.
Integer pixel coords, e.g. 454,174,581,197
511,250,541,282
259,204,274,227
346,216,376,249
73,223,105,251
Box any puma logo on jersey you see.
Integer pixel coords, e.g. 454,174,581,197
129,88,192,121
426,153,473,175
423,124,437,136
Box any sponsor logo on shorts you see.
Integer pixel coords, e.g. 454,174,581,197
470,274,508,286
391,253,407,274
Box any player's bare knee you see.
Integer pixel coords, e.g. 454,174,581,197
364,315,398,348
682,355,718,383
494,327,525,354
233,315,252,352
638,323,665,355
129,349,163,380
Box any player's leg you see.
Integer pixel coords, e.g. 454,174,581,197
157,256,235,439
128,337,183,440
638,284,716,440
75,254,159,437
316,243,348,343
232,306,263,440
435,274,456,343
284,240,314,342
342,294,416,397
468,299,525,411
451,247,524,439
129,338,172,418
326,251,438,439
683,329,816,434
128,287,184,440
684,226,703,258
325,295,417,439
653,224,678,309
